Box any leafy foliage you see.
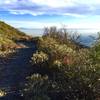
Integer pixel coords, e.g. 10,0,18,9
0,89,6,97
25,27,100,100
31,51,48,64
38,37,75,62
23,74,50,100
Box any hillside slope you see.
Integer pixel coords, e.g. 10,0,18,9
0,21,33,51
0,21,26,40
0,21,32,54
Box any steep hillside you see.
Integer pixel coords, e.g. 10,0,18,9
0,21,26,40
0,21,32,54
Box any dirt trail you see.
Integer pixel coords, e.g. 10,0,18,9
0,41,36,100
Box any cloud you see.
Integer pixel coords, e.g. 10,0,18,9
30,0,74,8
0,0,100,17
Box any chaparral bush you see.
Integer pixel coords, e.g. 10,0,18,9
23,74,51,100
31,51,48,64
0,89,6,97
26,27,100,100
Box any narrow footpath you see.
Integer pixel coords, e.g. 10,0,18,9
0,41,37,100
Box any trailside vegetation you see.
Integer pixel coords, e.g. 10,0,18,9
23,27,100,100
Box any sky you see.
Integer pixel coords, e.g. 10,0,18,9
0,0,100,29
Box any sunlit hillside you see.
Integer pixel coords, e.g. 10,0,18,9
0,21,32,56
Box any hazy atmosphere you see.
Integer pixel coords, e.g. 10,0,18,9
0,0,100,35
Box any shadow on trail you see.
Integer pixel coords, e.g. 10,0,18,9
0,41,37,100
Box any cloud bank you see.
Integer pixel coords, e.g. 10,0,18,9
0,0,100,17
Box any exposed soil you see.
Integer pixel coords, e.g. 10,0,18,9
0,40,37,100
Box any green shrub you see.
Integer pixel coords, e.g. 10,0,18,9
23,74,50,100
43,27,81,49
38,37,75,62
52,64,100,100
31,51,48,64
0,89,6,97
28,27,100,100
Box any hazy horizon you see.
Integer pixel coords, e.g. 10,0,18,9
0,0,100,31
19,27,99,36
